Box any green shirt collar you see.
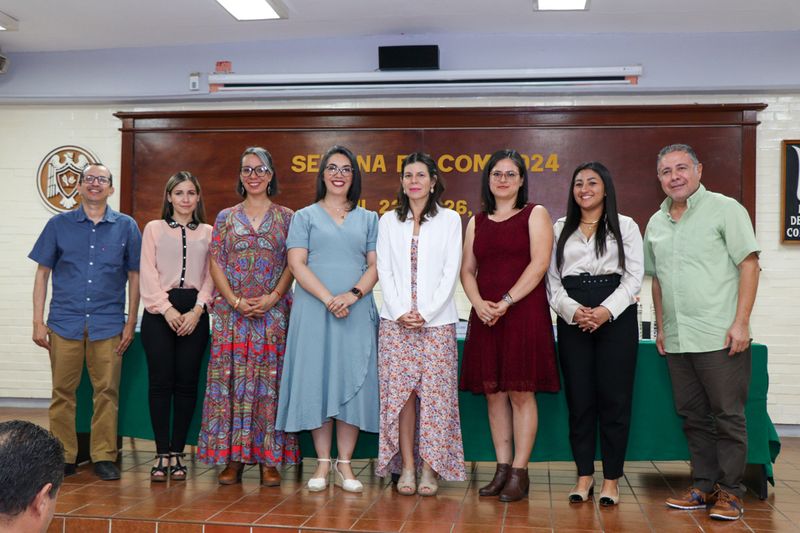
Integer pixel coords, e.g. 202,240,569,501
659,183,707,218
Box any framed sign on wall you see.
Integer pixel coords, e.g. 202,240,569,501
782,140,800,243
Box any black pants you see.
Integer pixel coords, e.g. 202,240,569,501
556,276,638,479
141,288,209,454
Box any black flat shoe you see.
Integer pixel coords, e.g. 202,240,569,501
150,454,169,482
94,460,120,481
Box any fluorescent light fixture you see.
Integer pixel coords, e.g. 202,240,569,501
533,0,589,10
0,11,19,31
216,0,286,20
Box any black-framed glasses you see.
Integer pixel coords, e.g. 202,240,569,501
324,164,353,177
240,166,271,178
82,175,111,185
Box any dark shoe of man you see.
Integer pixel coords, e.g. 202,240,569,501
665,486,710,509
94,461,121,480
64,462,77,477
708,486,744,520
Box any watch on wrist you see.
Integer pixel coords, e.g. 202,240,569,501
350,287,363,299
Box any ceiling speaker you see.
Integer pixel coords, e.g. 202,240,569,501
378,45,439,71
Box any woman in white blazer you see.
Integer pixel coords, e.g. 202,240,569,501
375,152,466,496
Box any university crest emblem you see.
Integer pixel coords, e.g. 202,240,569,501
36,146,99,212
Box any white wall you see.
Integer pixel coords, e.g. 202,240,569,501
2,31,800,101
2,95,798,423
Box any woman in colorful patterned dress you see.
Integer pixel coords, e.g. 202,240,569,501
460,149,559,502
376,152,466,496
197,146,300,486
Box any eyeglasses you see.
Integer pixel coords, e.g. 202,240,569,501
490,170,520,181
324,164,353,177
240,166,271,178
82,175,111,185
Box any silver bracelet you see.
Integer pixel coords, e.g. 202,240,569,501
501,292,514,306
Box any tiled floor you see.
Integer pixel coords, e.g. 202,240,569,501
3,406,800,532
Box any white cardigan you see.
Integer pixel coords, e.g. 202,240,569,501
377,206,462,327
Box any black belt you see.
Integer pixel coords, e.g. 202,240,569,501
561,273,621,290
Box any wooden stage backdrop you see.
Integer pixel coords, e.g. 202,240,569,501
116,104,765,231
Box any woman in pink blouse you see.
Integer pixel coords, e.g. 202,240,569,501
140,171,214,482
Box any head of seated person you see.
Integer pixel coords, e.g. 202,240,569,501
0,420,64,533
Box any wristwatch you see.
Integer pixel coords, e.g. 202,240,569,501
350,287,363,299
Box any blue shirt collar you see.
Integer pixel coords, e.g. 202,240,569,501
73,204,119,223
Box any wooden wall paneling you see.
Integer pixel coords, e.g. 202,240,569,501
115,104,766,233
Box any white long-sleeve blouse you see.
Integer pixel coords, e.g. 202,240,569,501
546,214,644,324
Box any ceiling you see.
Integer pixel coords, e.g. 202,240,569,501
0,0,799,53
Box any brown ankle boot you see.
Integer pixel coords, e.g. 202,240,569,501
218,461,243,485
260,464,281,487
498,467,530,502
479,463,511,496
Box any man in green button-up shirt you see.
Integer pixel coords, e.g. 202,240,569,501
644,144,760,521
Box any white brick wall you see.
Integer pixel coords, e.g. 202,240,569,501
2,95,798,423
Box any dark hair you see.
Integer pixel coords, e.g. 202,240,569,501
0,420,64,518
395,152,445,224
314,145,362,209
161,171,206,225
657,143,699,170
237,146,278,197
555,161,626,272
480,149,528,214
80,162,113,187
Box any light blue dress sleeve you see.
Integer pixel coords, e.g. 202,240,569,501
286,206,312,250
365,210,378,252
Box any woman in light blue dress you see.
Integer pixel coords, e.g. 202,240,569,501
277,145,379,494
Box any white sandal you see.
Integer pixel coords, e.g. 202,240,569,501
397,468,416,496
418,467,438,497
334,458,363,493
307,458,331,492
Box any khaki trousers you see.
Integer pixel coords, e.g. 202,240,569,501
49,330,122,463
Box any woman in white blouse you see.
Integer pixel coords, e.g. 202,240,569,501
546,161,643,506
140,171,214,481
376,152,466,496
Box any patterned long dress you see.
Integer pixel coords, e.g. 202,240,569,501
197,203,301,466
376,237,466,481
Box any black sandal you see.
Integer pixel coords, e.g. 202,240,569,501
150,453,170,482
170,452,187,481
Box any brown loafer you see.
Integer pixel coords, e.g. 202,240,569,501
260,464,281,487
498,467,530,502
218,461,243,485
479,463,510,496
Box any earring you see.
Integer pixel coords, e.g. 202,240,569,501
430,187,435,193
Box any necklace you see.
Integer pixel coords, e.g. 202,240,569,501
580,219,600,225
323,200,348,220
244,203,270,225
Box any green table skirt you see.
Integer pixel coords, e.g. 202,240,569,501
77,338,778,469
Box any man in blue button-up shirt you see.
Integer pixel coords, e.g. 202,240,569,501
29,163,141,481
